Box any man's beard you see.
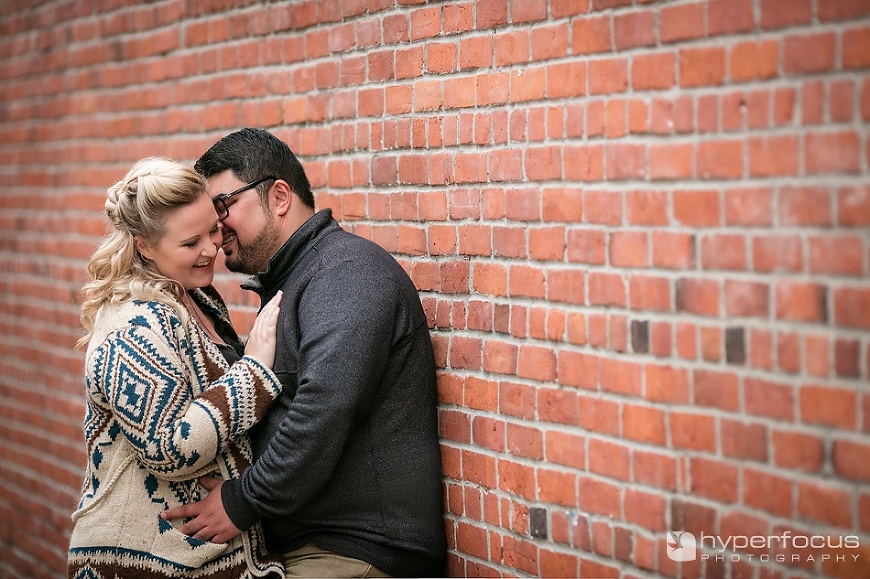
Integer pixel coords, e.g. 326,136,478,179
224,218,279,275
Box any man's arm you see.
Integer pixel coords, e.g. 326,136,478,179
167,262,400,536
228,265,398,521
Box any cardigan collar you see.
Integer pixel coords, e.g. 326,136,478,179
241,208,337,302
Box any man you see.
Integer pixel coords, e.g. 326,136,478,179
162,128,447,577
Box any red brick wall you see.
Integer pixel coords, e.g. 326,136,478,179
1,1,868,577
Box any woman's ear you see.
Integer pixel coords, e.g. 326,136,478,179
134,237,153,260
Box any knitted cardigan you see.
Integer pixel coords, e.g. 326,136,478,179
68,287,284,579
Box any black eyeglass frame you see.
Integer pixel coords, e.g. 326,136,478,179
213,176,278,219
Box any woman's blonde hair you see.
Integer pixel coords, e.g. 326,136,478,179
78,157,207,349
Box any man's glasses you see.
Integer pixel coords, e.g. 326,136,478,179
213,176,277,219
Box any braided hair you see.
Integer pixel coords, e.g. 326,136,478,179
78,158,207,349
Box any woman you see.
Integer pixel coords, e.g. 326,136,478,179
68,158,284,578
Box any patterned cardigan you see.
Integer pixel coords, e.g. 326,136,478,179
68,287,284,579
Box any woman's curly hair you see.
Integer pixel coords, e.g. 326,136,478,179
78,157,206,349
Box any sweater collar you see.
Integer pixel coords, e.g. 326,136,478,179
241,208,336,300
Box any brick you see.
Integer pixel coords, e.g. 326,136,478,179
589,58,628,96
748,135,799,177
646,363,690,404
674,189,720,226
545,430,585,469
836,339,861,378
578,477,621,518
725,280,769,318
653,232,695,269
633,450,677,491
450,336,483,370
531,23,569,61
588,439,630,481
610,231,648,268
649,143,692,180
456,521,489,560
721,419,767,461
676,278,719,316
745,377,795,421
752,235,803,273
838,186,870,226
547,61,586,99
708,0,753,34
494,29,529,67
595,358,639,397
833,440,870,482
510,67,546,103
443,2,473,34
784,32,836,74
671,412,716,451
697,140,743,179
690,457,738,502
777,331,801,374
833,287,870,329
680,46,726,87
626,190,668,225
565,144,604,181
482,340,517,376
694,369,740,410
624,488,666,531
589,272,626,307
730,40,779,83
525,145,563,181
809,235,864,276
800,385,858,429
605,142,645,181
543,187,582,222
568,228,605,265
660,2,705,43
539,388,579,425
558,350,597,390
539,548,579,578
699,326,722,362
576,396,617,437
701,235,746,271
744,468,793,517
622,404,666,444
614,11,655,50
775,281,827,322
779,186,832,226
725,187,774,226
797,482,852,528
843,27,870,69
631,320,649,354
818,0,870,21
631,52,675,91
760,0,812,28
805,131,861,175
472,416,505,452
572,15,612,54
499,458,537,500
529,226,565,261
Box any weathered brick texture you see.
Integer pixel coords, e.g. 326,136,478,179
0,1,868,578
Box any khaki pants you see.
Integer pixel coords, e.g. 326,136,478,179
282,543,391,578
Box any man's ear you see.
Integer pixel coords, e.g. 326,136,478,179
134,237,153,261
271,179,293,217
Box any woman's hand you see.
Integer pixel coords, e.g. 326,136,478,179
244,291,282,368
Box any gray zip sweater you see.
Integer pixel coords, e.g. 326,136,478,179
221,209,447,577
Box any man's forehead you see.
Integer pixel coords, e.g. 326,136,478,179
205,171,243,197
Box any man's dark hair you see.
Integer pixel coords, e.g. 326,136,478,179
195,127,315,209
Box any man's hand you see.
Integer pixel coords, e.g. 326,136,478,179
161,476,242,544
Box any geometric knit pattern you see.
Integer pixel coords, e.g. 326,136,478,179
69,287,284,578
